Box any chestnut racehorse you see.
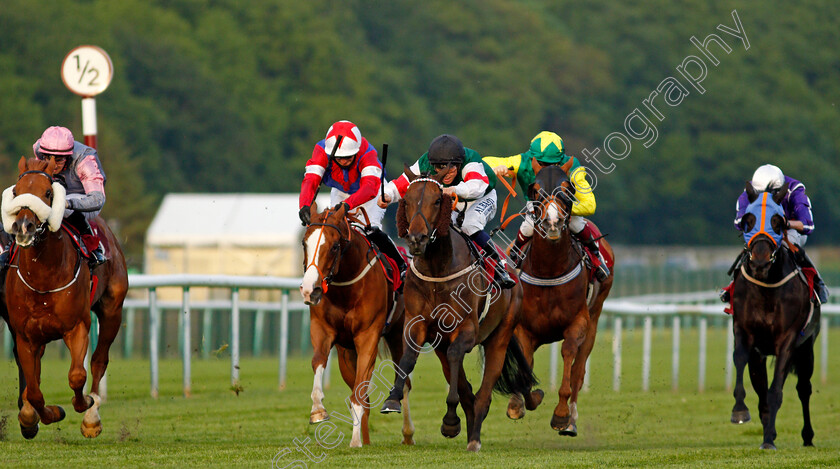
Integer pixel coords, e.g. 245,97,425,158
380,168,535,452
300,202,414,447
2,157,128,439
730,182,819,449
505,163,614,436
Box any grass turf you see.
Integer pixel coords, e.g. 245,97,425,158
1,325,839,468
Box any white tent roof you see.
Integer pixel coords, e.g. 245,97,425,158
146,193,329,247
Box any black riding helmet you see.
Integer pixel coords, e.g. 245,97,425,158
428,134,465,170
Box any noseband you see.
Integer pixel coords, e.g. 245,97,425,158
747,233,782,266
14,170,57,238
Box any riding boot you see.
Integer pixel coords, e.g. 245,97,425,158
575,223,610,282
470,230,516,289
793,247,830,303
66,211,106,269
507,230,531,269
366,226,406,291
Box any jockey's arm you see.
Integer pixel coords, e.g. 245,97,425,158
69,155,105,212
788,187,815,235
570,166,595,217
483,154,521,178
342,153,382,209
300,146,328,208
454,161,490,199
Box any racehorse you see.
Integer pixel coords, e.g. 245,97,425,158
300,202,414,447
2,156,128,439
730,182,819,449
380,167,535,452
504,162,614,436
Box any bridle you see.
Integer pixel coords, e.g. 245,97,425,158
531,184,573,234
12,170,57,241
406,177,444,245
304,209,351,293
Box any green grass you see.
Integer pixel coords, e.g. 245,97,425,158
2,325,840,468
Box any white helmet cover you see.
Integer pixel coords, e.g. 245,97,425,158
751,164,784,192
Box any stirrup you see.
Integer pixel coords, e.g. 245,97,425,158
494,266,516,289
89,249,106,268
594,264,610,282
719,288,730,304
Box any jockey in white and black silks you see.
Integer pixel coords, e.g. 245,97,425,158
379,134,516,289
298,120,406,275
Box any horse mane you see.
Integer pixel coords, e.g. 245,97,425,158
396,194,453,238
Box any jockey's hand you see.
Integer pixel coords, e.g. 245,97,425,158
299,206,311,226
442,187,458,197
787,219,805,233
493,165,512,178
377,193,391,209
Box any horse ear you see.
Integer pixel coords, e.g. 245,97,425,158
431,166,450,184
528,182,542,201
773,182,789,205
404,163,418,182
310,201,318,218
560,158,574,175
745,182,758,203
530,157,542,176
46,157,56,175
18,156,26,174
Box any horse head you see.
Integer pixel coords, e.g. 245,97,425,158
396,164,452,256
2,157,66,247
300,201,352,305
527,160,575,240
742,181,788,279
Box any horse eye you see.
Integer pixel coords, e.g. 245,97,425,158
12,189,16,197
434,198,442,206
45,189,52,198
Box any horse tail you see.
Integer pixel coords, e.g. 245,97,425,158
493,335,539,395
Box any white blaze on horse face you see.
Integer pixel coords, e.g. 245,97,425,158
546,201,561,226
300,228,325,302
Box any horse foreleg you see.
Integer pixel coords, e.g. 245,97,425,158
747,352,769,426
309,322,334,424
349,331,379,447
441,330,473,442
381,322,426,414
762,338,795,450
384,327,415,445
469,328,514,452
566,316,599,432
552,313,587,435
15,336,45,438
793,338,815,446
730,325,751,424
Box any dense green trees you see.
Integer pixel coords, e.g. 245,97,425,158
0,1,837,266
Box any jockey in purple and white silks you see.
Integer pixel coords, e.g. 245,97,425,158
723,164,828,303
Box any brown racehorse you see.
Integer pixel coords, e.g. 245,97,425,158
299,202,414,447
505,162,614,436
730,182,819,449
380,167,535,452
2,156,128,439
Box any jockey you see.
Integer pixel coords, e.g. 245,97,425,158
298,120,406,275
379,134,516,289
9,126,107,269
483,131,610,282
721,164,828,303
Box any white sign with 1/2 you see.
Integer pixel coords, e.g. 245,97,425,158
61,45,113,97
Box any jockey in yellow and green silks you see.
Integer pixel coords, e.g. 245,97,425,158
483,131,609,281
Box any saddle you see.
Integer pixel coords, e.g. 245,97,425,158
62,220,109,262
353,225,406,293
453,227,516,286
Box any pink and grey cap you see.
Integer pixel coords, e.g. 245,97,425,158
34,126,75,156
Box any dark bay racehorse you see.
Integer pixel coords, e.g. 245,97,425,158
730,182,819,449
505,162,614,436
2,157,128,439
300,203,414,447
380,168,535,452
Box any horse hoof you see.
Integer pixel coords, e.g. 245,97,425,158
20,423,39,440
731,410,751,424
81,420,102,438
525,389,545,411
467,440,481,452
309,410,329,424
402,436,415,445
441,419,461,438
558,423,578,437
760,442,777,450
506,406,525,420
550,414,571,432
380,399,402,414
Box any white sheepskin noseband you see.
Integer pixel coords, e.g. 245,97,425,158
1,182,67,233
